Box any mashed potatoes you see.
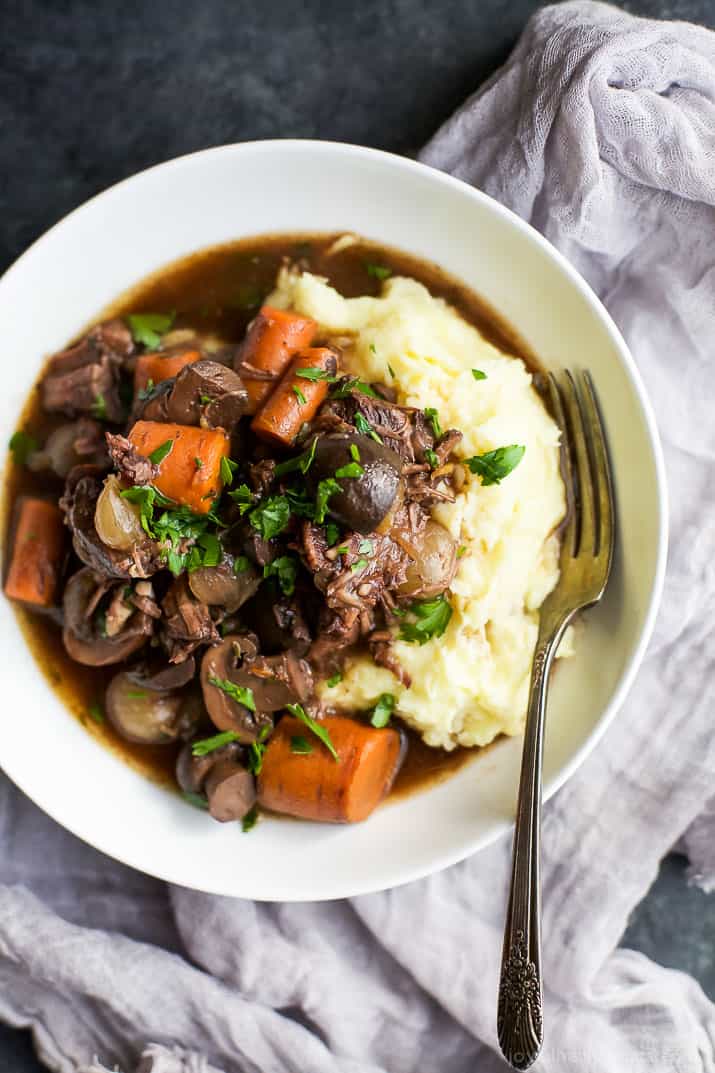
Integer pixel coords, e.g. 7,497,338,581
269,269,567,749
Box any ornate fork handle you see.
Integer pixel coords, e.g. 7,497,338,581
497,614,570,1069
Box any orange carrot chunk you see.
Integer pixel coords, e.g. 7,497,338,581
257,714,404,823
237,306,317,413
134,350,201,395
4,497,66,607
127,420,229,514
251,346,338,447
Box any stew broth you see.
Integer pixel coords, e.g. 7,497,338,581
5,233,536,802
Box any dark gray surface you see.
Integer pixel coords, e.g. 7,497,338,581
1,0,714,1068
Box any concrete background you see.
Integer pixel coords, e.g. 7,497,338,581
1,0,713,1068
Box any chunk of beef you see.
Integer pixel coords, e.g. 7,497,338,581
247,458,276,497
41,319,132,422
28,418,109,478
60,465,159,579
161,576,220,663
105,432,160,485
165,360,249,431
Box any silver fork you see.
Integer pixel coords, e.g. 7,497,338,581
496,370,615,1070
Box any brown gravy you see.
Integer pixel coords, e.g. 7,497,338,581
4,233,536,802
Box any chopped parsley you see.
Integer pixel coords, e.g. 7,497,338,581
229,483,254,514
335,461,364,479
182,791,209,810
314,478,341,524
233,555,250,574
472,369,487,381
330,377,379,400
286,703,340,762
354,412,383,444
246,725,272,775
387,363,396,379
293,384,307,406
325,522,340,546
349,443,361,462
365,262,392,281
242,804,259,832
463,445,525,486
88,702,104,724
351,558,369,574
127,311,176,350
207,676,256,712
290,735,313,755
137,378,156,402
126,690,148,699
456,545,467,559
273,436,317,477
425,448,439,469
90,393,108,420
220,456,239,485
119,484,174,535
8,430,38,465
192,729,240,756
194,456,203,470
370,693,395,728
399,594,453,645
200,394,213,405
263,555,298,596
249,494,291,540
148,438,174,465
358,539,374,554
424,407,442,439
326,672,342,688
369,343,377,354
295,368,338,382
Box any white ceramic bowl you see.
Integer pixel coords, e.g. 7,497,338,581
0,141,667,900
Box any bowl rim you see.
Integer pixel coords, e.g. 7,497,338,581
0,139,669,897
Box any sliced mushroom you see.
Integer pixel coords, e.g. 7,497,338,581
28,418,108,478
62,568,153,666
397,520,458,599
200,635,274,742
175,738,242,796
166,360,249,431
187,557,261,613
307,433,403,533
205,759,256,823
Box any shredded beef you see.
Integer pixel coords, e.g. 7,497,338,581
161,576,220,662
105,432,160,485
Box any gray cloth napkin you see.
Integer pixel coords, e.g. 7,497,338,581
2,2,715,1070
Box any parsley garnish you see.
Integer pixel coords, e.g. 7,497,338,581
349,443,361,462
290,735,313,755
472,369,487,381
88,702,104,724
325,522,340,545
296,368,338,382
200,394,213,404
388,363,396,379
351,558,369,573
192,729,240,756
463,445,525,486
293,385,307,405
358,539,373,554
335,461,363,479
354,412,383,444
365,262,392,281
370,693,395,728
8,430,38,465
246,725,272,775
425,448,439,469
148,438,174,465
91,393,108,420
326,672,342,688
424,407,442,439
456,545,467,558
233,555,250,573
137,378,156,401
369,343,377,354
229,483,254,514
314,478,341,524
242,804,259,832
249,495,291,540
273,437,317,478
182,791,208,810
220,456,239,485
194,456,203,470
127,311,175,350
330,378,379,400
120,484,174,535
263,555,298,596
399,594,453,645
207,676,256,712
286,703,340,762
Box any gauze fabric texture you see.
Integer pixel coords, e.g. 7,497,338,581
1,2,715,1071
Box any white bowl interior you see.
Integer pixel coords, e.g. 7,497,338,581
0,142,666,899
